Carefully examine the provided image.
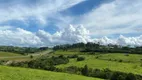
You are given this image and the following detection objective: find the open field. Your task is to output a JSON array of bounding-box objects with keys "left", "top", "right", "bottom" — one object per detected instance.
[
  {"left": 0, "top": 52, "right": 22, "bottom": 57},
  {"left": 97, "top": 53, "right": 142, "bottom": 63},
  {"left": 0, "top": 66, "right": 102, "bottom": 80},
  {"left": 55, "top": 51, "right": 142, "bottom": 75},
  {"left": 0, "top": 50, "right": 52, "bottom": 61},
  {"left": 54, "top": 50, "right": 81, "bottom": 55}
]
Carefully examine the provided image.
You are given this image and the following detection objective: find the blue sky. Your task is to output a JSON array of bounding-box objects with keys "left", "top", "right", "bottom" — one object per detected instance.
[
  {"left": 0, "top": 0, "right": 142, "bottom": 47},
  {"left": 0, "top": 0, "right": 113, "bottom": 34}
]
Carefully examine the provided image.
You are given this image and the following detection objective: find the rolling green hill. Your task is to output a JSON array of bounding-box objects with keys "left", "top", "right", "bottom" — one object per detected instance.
[
  {"left": 55, "top": 51, "right": 142, "bottom": 75},
  {"left": 0, "top": 50, "right": 52, "bottom": 61},
  {"left": 0, "top": 52, "right": 22, "bottom": 57},
  {"left": 0, "top": 66, "right": 102, "bottom": 80}
]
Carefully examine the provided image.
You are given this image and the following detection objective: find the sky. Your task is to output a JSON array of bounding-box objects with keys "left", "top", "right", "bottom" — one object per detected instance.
[{"left": 0, "top": 0, "right": 142, "bottom": 47}]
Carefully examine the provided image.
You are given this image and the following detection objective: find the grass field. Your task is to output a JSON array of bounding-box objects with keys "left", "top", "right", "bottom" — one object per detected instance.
[
  {"left": 54, "top": 50, "right": 81, "bottom": 55},
  {"left": 0, "top": 66, "right": 103, "bottom": 80},
  {"left": 0, "top": 52, "right": 22, "bottom": 57},
  {"left": 97, "top": 53, "right": 142, "bottom": 63},
  {"left": 55, "top": 51, "right": 142, "bottom": 75},
  {"left": 0, "top": 50, "right": 52, "bottom": 61}
]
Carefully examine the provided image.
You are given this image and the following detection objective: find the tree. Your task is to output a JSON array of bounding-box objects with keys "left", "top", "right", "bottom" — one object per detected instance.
[
  {"left": 30, "top": 55, "right": 33, "bottom": 59},
  {"left": 77, "top": 57, "right": 85, "bottom": 61},
  {"left": 81, "top": 65, "right": 89, "bottom": 76},
  {"left": 125, "top": 73, "right": 136, "bottom": 80}
]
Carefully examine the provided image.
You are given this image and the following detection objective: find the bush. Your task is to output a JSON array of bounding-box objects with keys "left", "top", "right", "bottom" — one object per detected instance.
[
  {"left": 30, "top": 55, "right": 33, "bottom": 58},
  {"left": 81, "top": 65, "right": 89, "bottom": 76},
  {"left": 77, "top": 57, "right": 85, "bottom": 61},
  {"left": 95, "top": 56, "right": 99, "bottom": 59},
  {"left": 67, "top": 55, "right": 78, "bottom": 58},
  {"left": 125, "top": 73, "right": 136, "bottom": 80},
  {"left": 119, "top": 59, "right": 123, "bottom": 62},
  {"left": 109, "top": 59, "right": 112, "bottom": 61}
]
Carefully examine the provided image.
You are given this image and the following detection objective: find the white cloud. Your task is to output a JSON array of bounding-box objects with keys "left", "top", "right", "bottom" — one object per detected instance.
[
  {"left": 0, "top": 25, "right": 91, "bottom": 47},
  {"left": 117, "top": 35, "right": 142, "bottom": 46},
  {"left": 36, "top": 24, "right": 92, "bottom": 46},
  {"left": 0, "top": 28, "right": 42, "bottom": 47},
  {"left": 94, "top": 35, "right": 142, "bottom": 46},
  {"left": 94, "top": 36, "right": 117, "bottom": 45},
  {"left": 0, "top": 0, "right": 85, "bottom": 25},
  {"left": 0, "top": 25, "right": 141, "bottom": 47},
  {"left": 76, "top": 0, "right": 142, "bottom": 36}
]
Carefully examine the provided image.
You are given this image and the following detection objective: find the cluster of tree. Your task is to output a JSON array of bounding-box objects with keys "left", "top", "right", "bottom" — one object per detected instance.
[
  {"left": 10, "top": 55, "right": 69, "bottom": 70},
  {"left": 53, "top": 42, "right": 142, "bottom": 54},
  {"left": 67, "top": 54, "right": 85, "bottom": 61},
  {"left": 0, "top": 46, "right": 48, "bottom": 54},
  {"left": 57, "top": 65, "right": 142, "bottom": 80}
]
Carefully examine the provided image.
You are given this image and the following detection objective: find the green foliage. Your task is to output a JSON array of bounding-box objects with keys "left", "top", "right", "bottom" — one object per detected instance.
[
  {"left": 57, "top": 54, "right": 142, "bottom": 74},
  {"left": 67, "top": 54, "right": 78, "bottom": 58},
  {"left": 0, "top": 46, "right": 48, "bottom": 55},
  {"left": 125, "top": 73, "right": 136, "bottom": 80},
  {"left": 81, "top": 65, "right": 89, "bottom": 76},
  {"left": 119, "top": 59, "right": 123, "bottom": 62},
  {"left": 53, "top": 42, "right": 142, "bottom": 54},
  {"left": 57, "top": 65, "right": 142, "bottom": 80},
  {"left": 77, "top": 57, "right": 85, "bottom": 61},
  {"left": 30, "top": 55, "right": 33, "bottom": 59},
  {"left": 10, "top": 55, "right": 69, "bottom": 71},
  {"left": 0, "top": 66, "right": 102, "bottom": 80}
]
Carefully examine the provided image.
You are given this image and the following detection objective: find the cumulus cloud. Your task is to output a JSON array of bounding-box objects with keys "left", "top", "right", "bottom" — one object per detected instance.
[
  {"left": 0, "top": 0, "right": 85, "bottom": 25},
  {"left": 37, "top": 24, "right": 92, "bottom": 46},
  {"left": 0, "top": 25, "right": 141, "bottom": 47},
  {"left": 94, "top": 35, "right": 142, "bottom": 46},
  {"left": 0, "top": 28, "right": 42, "bottom": 47},
  {"left": 76, "top": 0, "right": 142, "bottom": 36},
  {"left": 0, "top": 25, "right": 91, "bottom": 47},
  {"left": 117, "top": 35, "right": 142, "bottom": 46}
]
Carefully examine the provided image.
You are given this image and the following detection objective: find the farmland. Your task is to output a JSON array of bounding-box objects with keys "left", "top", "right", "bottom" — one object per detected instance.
[
  {"left": 0, "top": 66, "right": 102, "bottom": 80},
  {"left": 56, "top": 51, "right": 142, "bottom": 75}
]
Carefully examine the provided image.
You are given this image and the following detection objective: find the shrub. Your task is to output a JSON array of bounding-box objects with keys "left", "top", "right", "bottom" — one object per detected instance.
[
  {"left": 95, "top": 56, "right": 99, "bottom": 59},
  {"left": 81, "top": 65, "right": 89, "bottom": 76},
  {"left": 125, "top": 73, "right": 136, "bottom": 80},
  {"left": 77, "top": 57, "right": 85, "bottom": 61},
  {"left": 67, "top": 55, "right": 78, "bottom": 58},
  {"left": 119, "top": 59, "right": 123, "bottom": 62},
  {"left": 30, "top": 55, "right": 33, "bottom": 58},
  {"left": 109, "top": 59, "right": 112, "bottom": 61}
]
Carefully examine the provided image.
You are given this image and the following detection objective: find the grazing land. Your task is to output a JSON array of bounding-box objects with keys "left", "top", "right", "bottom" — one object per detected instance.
[
  {"left": 0, "top": 43, "right": 142, "bottom": 80},
  {"left": 56, "top": 51, "right": 142, "bottom": 75},
  {"left": 0, "top": 66, "right": 102, "bottom": 80}
]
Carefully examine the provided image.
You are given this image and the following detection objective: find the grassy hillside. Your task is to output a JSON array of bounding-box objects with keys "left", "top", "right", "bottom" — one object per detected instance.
[
  {"left": 0, "top": 52, "right": 22, "bottom": 57},
  {"left": 55, "top": 51, "right": 142, "bottom": 75},
  {"left": 0, "top": 66, "right": 102, "bottom": 80},
  {"left": 0, "top": 50, "right": 52, "bottom": 61},
  {"left": 97, "top": 53, "right": 142, "bottom": 63}
]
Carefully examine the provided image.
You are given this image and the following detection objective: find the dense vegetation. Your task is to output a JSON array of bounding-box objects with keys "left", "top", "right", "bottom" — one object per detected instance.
[
  {"left": 10, "top": 55, "right": 69, "bottom": 70},
  {"left": 62, "top": 65, "right": 142, "bottom": 80},
  {"left": 0, "top": 46, "right": 48, "bottom": 54},
  {"left": 9, "top": 54, "right": 142, "bottom": 80},
  {"left": 53, "top": 42, "right": 142, "bottom": 54}
]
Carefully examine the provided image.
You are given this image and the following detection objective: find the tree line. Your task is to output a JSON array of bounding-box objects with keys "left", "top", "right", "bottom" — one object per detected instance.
[
  {"left": 0, "top": 46, "right": 48, "bottom": 54},
  {"left": 53, "top": 42, "right": 142, "bottom": 54}
]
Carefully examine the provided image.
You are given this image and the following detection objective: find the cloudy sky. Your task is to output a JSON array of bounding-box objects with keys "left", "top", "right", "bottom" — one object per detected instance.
[{"left": 0, "top": 0, "right": 142, "bottom": 47}]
